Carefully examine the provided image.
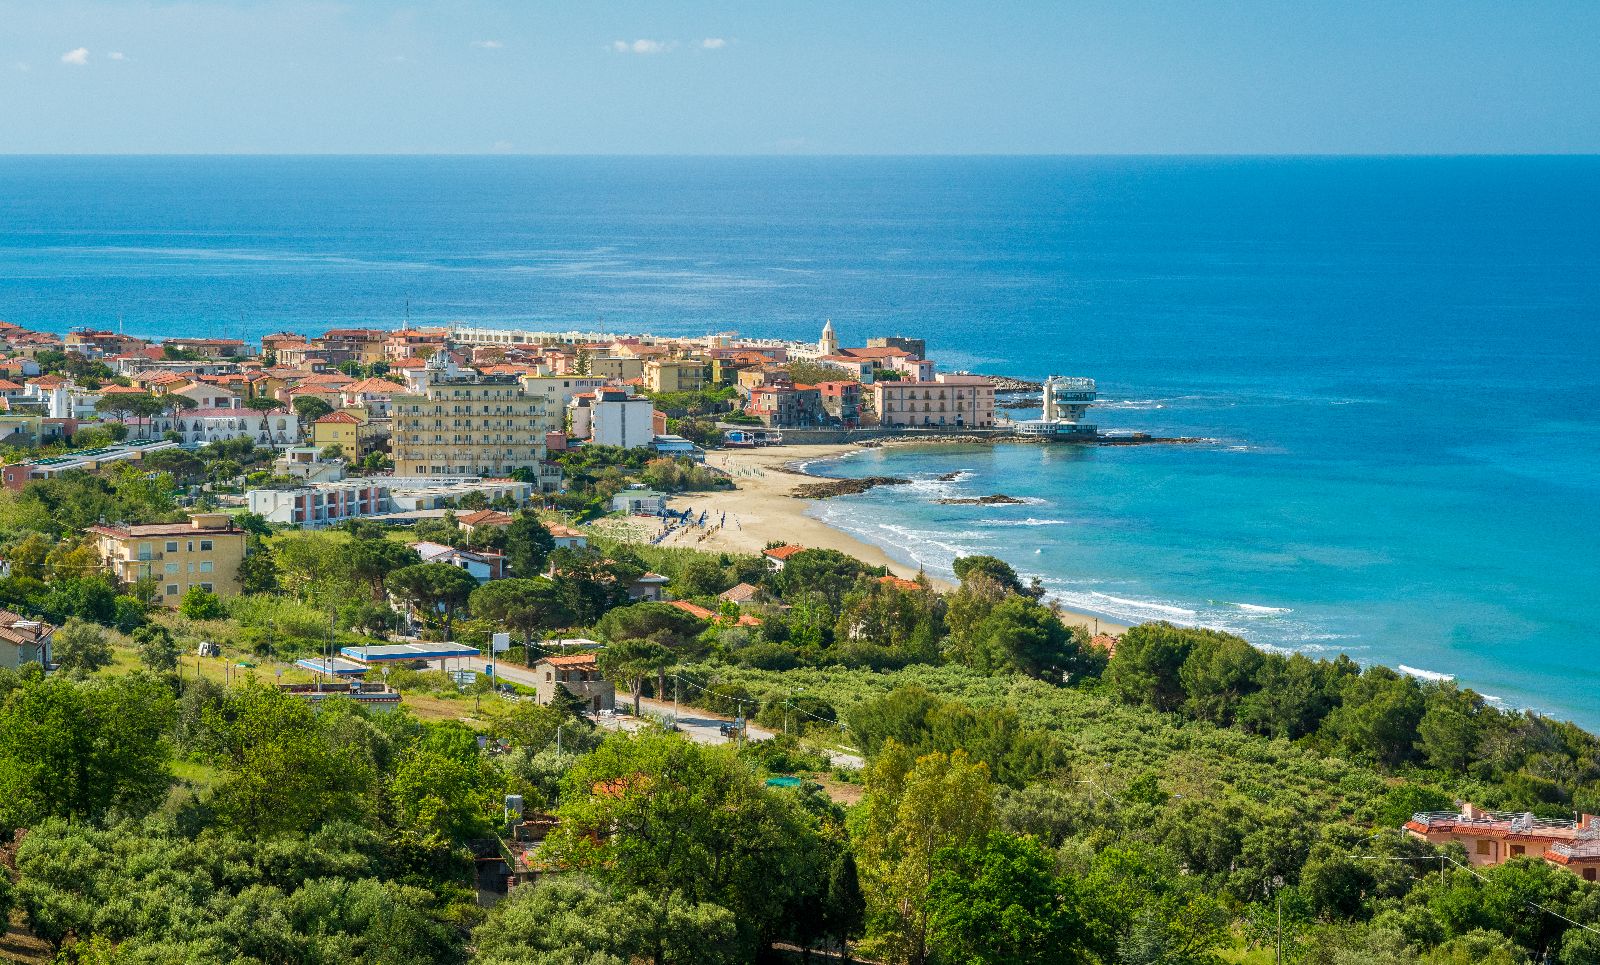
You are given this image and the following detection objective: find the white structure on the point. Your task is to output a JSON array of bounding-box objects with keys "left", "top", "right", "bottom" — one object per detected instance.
[{"left": 1017, "top": 376, "right": 1098, "bottom": 438}]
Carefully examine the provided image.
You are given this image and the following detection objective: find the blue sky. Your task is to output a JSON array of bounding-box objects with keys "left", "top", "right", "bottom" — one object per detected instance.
[{"left": 2, "top": 0, "right": 1597, "bottom": 154}]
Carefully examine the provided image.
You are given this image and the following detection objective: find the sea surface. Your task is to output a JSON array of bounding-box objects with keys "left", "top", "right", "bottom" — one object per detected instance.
[{"left": 1, "top": 155, "right": 1597, "bottom": 725}]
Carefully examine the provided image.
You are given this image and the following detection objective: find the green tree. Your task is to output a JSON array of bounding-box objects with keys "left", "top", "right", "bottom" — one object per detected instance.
[
  {"left": 389, "top": 747, "right": 496, "bottom": 842},
  {"left": 132, "top": 623, "right": 180, "bottom": 672},
  {"left": 952, "top": 595, "right": 1105, "bottom": 683},
  {"left": 344, "top": 528, "right": 417, "bottom": 601},
  {"left": 598, "top": 639, "right": 675, "bottom": 714},
  {"left": 503, "top": 512, "right": 555, "bottom": 576},
  {"left": 292, "top": 396, "right": 335, "bottom": 422},
  {"left": 179, "top": 585, "right": 225, "bottom": 620},
  {"left": 1324, "top": 666, "right": 1427, "bottom": 768},
  {"left": 207, "top": 686, "right": 376, "bottom": 836},
  {"left": 469, "top": 577, "right": 571, "bottom": 646},
  {"left": 0, "top": 673, "right": 176, "bottom": 828},
  {"left": 926, "top": 831, "right": 1093, "bottom": 965},
  {"left": 547, "top": 732, "right": 821, "bottom": 958},
  {"left": 243, "top": 395, "right": 287, "bottom": 412},
  {"left": 952, "top": 554, "right": 1030, "bottom": 596},
  {"left": 777, "top": 548, "right": 869, "bottom": 609},
  {"left": 473, "top": 875, "right": 739, "bottom": 965},
  {"left": 387, "top": 563, "right": 480, "bottom": 634},
  {"left": 853, "top": 742, "right": 997, "bottom": 965},
  {"left": 1103, "top": 621, "right": 1203, "bottom": 712},
  {"left": 1416, "top": 683, "right": 1489, "bottom": 773},
  {"left": 51, "top": 617, "right": 113, "bottom": 674},
  {"left": 1178, "top": 629, "right": 1264, "bottom": 724}
]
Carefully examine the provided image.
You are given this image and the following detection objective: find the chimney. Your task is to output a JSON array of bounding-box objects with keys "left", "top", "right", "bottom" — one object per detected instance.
[{"left": 1462, "top": 802, "right": 1482, "bottom": 820}]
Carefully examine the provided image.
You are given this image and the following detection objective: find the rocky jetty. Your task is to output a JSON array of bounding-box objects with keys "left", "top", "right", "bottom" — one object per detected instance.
[{"left": 790, "top": 476, "right": 911, "bottom": 499}]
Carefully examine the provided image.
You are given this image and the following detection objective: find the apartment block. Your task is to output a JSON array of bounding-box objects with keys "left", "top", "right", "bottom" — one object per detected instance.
[
  {"left": 391, "top": 375, "right": 548, "bottom": 476},
  {"left": 644, "top": 358, "right": 707, "bottom": 394},
  {"left": 89, "top": 513, "right": 249, "bottom": 603},
  {"left": 871, "top": 374, "right": 996, "bottom": 428}
]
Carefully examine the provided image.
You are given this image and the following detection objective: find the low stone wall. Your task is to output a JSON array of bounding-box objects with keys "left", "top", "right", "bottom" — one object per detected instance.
[{"left": 753, "top": 427, "right": 1017, "bottom": 445}]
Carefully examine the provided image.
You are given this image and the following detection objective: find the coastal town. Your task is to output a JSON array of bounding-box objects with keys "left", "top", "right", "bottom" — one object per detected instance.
[{"left": 3, "top": 311, "right": 1600, "bottom": 962}]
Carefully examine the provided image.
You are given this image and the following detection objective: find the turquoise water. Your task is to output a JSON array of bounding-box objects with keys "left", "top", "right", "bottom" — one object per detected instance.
[{"left": 0, "top": 156, "right": 1595, "bottom": 724}]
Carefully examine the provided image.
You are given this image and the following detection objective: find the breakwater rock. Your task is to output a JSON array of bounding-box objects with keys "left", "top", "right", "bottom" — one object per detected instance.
[
  {"left": 935, "top": 494, "right": 1027, "bottom": 505},
  {"left": 790, "top": 476, "right": 912, "bottom": 499}
]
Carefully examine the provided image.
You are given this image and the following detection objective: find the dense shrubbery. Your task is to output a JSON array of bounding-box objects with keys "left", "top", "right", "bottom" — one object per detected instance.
[{"left": 2, "top": 447, "right": 1599, "bottom": 961}]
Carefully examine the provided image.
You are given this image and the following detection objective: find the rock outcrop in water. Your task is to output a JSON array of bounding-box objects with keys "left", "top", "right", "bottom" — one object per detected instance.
[
  {"left": 790, "top": 476, "right": 911, "bottom": 499},
  {"left": 935, "top": 493, "right": 1027, "bottom": 505}
]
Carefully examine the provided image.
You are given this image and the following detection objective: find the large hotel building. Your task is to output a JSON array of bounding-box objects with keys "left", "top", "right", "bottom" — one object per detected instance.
[{"left": 391, "top": 374, "right": 548, "bottom": 477}]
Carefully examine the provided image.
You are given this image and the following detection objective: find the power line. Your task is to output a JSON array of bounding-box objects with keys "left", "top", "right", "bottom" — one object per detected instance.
[{"left": 1351, "top": 850, "right": 1600, "bottom": 937}]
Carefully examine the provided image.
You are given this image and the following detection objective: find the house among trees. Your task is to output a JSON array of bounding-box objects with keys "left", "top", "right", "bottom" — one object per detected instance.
[
  {"left": 763, "top": 544, "right": 805, "bottom": 571},
  {"left": 1405, "top": 805, "right": 1600, "bottom": 880},
  {"left": 0, "top": 608, "right": 54, "bottom": 670},
  {"left": 532, "top": 653, "right": 614, "bottom": 713}
]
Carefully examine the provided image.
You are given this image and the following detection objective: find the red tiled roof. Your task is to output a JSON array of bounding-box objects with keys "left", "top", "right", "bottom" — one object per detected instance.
[
  {"left": 667, "top": 600, "right": 716, "bottom": 620},
  {"left": 342, "top": 377, "right": 401, "bottom": 394},
  {"left": 763, "top": 544, "right": 806, "bottom": 560},
  {"left": 539, "top": 653, "right": 599, "bottom": 669},
  {"left": 314, "top": 410, "right": 361, "bottom": 424},
  {"left": 458, "top": 509, "right": 513, "bottom": 527},
  {"left": 876, "top": 575, "right": 923, "bottom": 591}
]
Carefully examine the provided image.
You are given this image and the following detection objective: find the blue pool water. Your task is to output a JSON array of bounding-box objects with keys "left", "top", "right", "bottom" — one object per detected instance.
[{"left": 0, "top": 155, "right": 1596, "bottom": 723}]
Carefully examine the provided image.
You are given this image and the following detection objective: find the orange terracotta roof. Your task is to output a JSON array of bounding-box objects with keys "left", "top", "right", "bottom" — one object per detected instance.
[
  {"left": 667, "top": 600, "right": 716, "bottom": 620},
  {"left": 763, "top": 544, "right": 806, "bottom": 560},
  {"left": 876, "top": 575, "right": 924, "bottom": 591},
  {"left": 343, "top": 377, "right": 401, "bottom": 393},
  {"left": 314, "top": 410, "right": 361, "bottom": 424},
  {"left": 458, "top": 509, "right": 513, "bottom": 527},
  {"left": 539, "top": 653, "right": 599, "bottom": 669}
]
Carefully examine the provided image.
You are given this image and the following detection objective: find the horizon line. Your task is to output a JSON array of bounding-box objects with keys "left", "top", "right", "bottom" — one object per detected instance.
[{"left": 2, "top": 151, "right": 1598, "bottom": 159}]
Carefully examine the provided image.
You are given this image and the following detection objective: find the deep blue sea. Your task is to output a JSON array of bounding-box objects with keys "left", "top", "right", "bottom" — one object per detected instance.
[{"left": 1, "top": 156, "right": 1597, "bottom": 725}]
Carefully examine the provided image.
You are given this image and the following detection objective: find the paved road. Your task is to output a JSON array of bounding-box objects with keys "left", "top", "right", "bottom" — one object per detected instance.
[{"left": 465, "top": 656, "right": 863, "bottom": 769}]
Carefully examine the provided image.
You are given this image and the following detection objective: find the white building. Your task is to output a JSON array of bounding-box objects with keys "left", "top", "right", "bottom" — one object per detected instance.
[
  {"left": 166, "top": 408, "right": 300, "bottom": 447},
  {"left": 572, "top": 389, "right": 655, "bottom": 449},
  {"left": 246, "top": 476, "right": 535, "bottom": 526}
]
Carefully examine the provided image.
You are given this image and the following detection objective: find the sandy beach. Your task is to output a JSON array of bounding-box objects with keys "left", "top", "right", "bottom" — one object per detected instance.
[{"left": 634, "top": 443, "right": 1128, "bottom": 637}]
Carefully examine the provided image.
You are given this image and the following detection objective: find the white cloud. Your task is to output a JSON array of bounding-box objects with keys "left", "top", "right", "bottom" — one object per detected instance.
[
  {"left": 60, "top": 47, "right": 89, "bottom": 66},
  {"left": 107, "top": 51, "right": 126, "bottom": 61},
  {"left": 612, "top": 39, "right": 673, "bottom": 54},
  {"left": 701, "top": 38, "right": 727, "bottom": 50},
  {"left": 472, "top": 40, "right": 503, "bottom": 49}
]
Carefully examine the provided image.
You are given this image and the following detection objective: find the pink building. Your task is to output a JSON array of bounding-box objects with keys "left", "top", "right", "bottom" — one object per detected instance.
[
  {"left": 871, "top": 373, "right": 996, "bottom": 429},
  {"left": 1405, "top": 805, "right": 1600, "bottom": 880}
]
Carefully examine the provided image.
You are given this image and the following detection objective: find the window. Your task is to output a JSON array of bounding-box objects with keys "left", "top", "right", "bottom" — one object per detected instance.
[
  {"left": 165, "top": 584, "right": 179, "bottom": 596},
  {"left": 199, "top": 561, "right": 214, "bottom": 573},
  {"left": 165, "top": 563, "right": 178, "bottom": 574},
  {"left": 1476, "top": 840, "right": 1492, "bottom": 856},
  {"left": 165, "top": 541, "right": 179, "bottom": 553},
  {"left": 1586, "top": 868, "right": 1596, "bottom": 882},
  {"left": 200, "top": 540, "right": 213, "bottom": 551},
  {"left": 1511, "top": 845, "right": 1525, "bottom": 856},
  {"left": 200, "top": 583, "right": 213, "bottom": 592}
]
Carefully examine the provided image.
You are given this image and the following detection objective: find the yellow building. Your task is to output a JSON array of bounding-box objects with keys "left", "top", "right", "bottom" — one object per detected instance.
[
  {"left": 644, "top": 358, "right": 707, "bottom": 394},
  {"left": 311, "top": 409, "right": 366, "bottom": 457},
  {"left": 391, "top": 375, "right": 548, "bottom": 476},
  {"left": 586, "top": 356, "right": 644, "bottom": 383},
  {"left": 89, "top": 513, "right": 249, "bottom": 604}
]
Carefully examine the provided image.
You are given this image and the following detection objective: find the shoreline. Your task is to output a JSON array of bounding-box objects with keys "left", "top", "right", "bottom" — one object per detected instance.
[{"left": 642, "top": 442, "right": 1130, "bottom": 638}]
